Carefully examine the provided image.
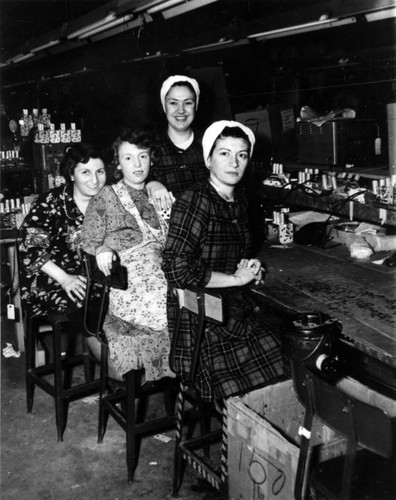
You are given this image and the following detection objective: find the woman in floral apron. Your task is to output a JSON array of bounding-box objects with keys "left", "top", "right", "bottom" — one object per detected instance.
[{"left": 80, "top": 129, "right": 175, "bottom": 381}]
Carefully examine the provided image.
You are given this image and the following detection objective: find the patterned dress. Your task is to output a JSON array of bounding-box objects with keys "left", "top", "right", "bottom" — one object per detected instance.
[
  {"left": 80, "top": 181, "right": 175, "bottom": 381},
  {"left": 18, "top": 184, "right": 84, "bottom": 317},
  {"left": 162, "top": 180, "right": 284, "bottom": 401},
  {"left": 148, "top": 131, "right": 208, "bottom": 198}
]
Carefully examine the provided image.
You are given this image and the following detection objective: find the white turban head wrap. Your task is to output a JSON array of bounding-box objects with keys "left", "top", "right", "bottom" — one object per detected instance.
[
  {"left": 160, "top": 75, "right": 200, "bottom": 112},
  {"left": 202, "top": 120, "right": 256, "bottom": 164}
]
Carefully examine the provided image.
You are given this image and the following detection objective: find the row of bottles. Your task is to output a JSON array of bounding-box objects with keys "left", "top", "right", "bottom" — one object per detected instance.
[
  {"left": 20, "top": 108, "right": 51, "bottom": 136},
  {"left": 19, "top": 108, "right": 82, "bottom": 144},
  {"left": 34, "top": 123, "right": 82, "bottom": 144},
  {"left": 265, "top": 159, "right": 396, "bottom": 207}
]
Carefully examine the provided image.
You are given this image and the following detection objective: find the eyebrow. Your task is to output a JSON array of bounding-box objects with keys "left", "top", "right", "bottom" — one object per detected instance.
[
  {"left": 217, "top": 147, "right": 249, "bottom": 153},
  {"left": 166, "top": 97, "right": 195, "bottom": 102}
]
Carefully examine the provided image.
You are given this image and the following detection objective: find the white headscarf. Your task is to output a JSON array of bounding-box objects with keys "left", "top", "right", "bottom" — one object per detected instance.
[
  {"left": 160, "top": 75, "right": 200, "bottom": 112},
  {"left": 202, "top": 120, "right": 256, "bottom": 163}
]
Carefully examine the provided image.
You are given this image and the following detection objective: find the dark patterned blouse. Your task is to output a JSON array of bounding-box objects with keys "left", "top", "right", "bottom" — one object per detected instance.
[
  {"left": 148, "top": 131, "right": 208, "bottom": 198},
  {"left": 162, "top": 179, "right": 284, "bottom": 401},
  {"left": 18, "top": 184, "right": 84, "bottom": 317}
]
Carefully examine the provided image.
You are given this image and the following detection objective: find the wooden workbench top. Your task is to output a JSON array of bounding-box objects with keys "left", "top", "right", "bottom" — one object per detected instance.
[{"left": 253, "top": 243, "right": 396, "bottom": 369}]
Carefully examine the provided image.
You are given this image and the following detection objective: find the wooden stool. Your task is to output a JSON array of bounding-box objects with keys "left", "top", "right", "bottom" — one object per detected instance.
[
  {"left": 82, "top": 251, "right": 177, "bottom": 482},
  {"left": 25, "top": 312, "right": 100, "bottom": 441},
  {"left": 170, "top": 288, "right": 228, "bottom": 497}
]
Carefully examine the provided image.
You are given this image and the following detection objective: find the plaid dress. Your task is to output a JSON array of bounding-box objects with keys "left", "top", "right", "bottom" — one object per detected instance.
[
  {"left": 149, "top": 131, "right": 208, "bottom": 198},
  {"left": 162, "top": 180, "right": 284, "bottom": 401}
]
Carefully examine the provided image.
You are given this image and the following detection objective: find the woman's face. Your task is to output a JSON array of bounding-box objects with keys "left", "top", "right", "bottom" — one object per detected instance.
[
  {"left": 118, "top": 141, "right": 151, "bottom": 189},
  {"left": 206, "top": 136, "right": 250, "bottom": 188},
  {"left": 72, "top": 158, "right": 106, "bottom": 199},
  {"left": 164, "top": 85, "right": 196, "bottom": 134}
]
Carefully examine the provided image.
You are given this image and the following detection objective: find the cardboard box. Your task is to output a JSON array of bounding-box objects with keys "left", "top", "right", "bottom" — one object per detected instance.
[
  {"left": 227, "top": 379, "right": 342, "bottom": 500},
  {"left": 227, "top": 378, "right": 396, "bottom": 500}
]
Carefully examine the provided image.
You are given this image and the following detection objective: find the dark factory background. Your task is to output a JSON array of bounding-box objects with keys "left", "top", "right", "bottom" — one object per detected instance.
[{"left": 1, "top": 0, "right": 395, "bottom": 161}]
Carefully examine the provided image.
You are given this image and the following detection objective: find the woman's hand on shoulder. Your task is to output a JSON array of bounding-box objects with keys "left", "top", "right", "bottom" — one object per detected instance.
[
  {"left": 146, "top": 181, "right": 173, "bottom": 211},
  {"left": 96, "top": 250, "right": 116, "bottom": 276}
]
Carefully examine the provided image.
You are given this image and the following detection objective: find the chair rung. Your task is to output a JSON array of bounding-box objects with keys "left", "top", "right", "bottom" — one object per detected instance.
[
  {"left": 28, "top": 354, "right": 90, "bottom": 375},
  {"left": 28, "top": 371, "right": 100, "bottom": 399},
  {"left": 102, "top": 399, "right": 175, "bottom": 436},
  {"left": 180, "top": 429, "right": 222, "bottom": 450},
  {"left": 180, "top": 445, "right": 222, "bottom": 491}
]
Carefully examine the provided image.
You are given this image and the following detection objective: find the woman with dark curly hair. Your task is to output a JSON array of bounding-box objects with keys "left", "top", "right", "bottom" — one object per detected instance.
[
  {"left": 19, "top": 142, "right": 106, "bottom": 317},
  {"left": 80, "top": 128, "right": 175, "bottom": 381}
]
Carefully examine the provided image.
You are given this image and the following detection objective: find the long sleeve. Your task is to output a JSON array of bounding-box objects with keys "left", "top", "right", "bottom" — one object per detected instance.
[
  {"left": 162, "top": 189, "right": 212, "bottom": 289},
  {"left": 19, "top": 186, "right": 82, "bottom": 276}
]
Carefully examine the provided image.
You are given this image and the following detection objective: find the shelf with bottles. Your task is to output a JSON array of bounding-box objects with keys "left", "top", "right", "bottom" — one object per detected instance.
[
  {"left": 257, "top": 161, "right": 396, "bottom": 227},
  {"left": 0, "top": 150, "right": 29, "bottom": 170},
  {"left": 0, "top": 195, "right": 36, "bottom": 231},
  {"left": 19, "top": 108, "right": 82, "bottom": 145}
]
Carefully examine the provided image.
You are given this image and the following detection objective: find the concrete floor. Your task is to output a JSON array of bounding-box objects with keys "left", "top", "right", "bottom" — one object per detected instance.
[{"left": 1, "top": 316, "right": 222, "bottom": 500}]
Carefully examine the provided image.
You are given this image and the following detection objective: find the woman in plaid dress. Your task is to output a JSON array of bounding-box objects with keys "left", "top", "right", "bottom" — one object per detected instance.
[
  {"left": 163, "top": 121, "right": 284, "bottom": 402},
  {"left": 147, "top": 75, "right": 208, "bottom": 204}
]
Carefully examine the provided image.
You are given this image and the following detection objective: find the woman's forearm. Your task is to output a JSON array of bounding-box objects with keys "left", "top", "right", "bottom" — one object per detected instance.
[
  {"left": 40, "top": 260, "right": 70, "bottom": 287},
  {"left": 206, "top": 267, "right": 257, "bottom": 288}
]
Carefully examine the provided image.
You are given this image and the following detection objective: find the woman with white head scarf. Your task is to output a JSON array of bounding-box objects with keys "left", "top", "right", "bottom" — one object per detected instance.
[
  {"left": 163, "top": 120, "right": 285, "bottom": 403},
  {"left": 148, "top": 75, "right": 208, "bottom": 202}
]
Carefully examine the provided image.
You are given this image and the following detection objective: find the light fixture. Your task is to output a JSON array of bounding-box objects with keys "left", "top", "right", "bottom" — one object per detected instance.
[
  {"left": 134, "top": 0, "right": 166, "bottom": 13},
  {"left": 8, "top": 53, "right": 35, "bottom": 64},
  {"left": 248, "top": 16, "right": 357, "bottom": 41},
  {"left": 88, "top": 14, "right": 153, "bottom": 42},
  {"left": 147, "top": 0, "right": 185, "bottom": 14},
  {"left": 365, "top": 8, "right": 396, "bottom": 22},
  {"left": 162, "top": 0, "right": 218, "bottom": 19},
  {"left": 78, "top": 13, "right": 134, "bottom": 39},
  {"left": 132, "top": 51, "right": 169, "bottom": 61},
  {"left": 30, "top": 40, "right": 60, "bottom": 53},
  {"left": 183, "top": 38, "right": 248, "bottom": 54},
  {"left": 67, "top": 13, "right": 116, "bottom": 40}
]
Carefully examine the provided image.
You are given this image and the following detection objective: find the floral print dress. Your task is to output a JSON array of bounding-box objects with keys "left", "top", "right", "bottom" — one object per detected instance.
[
  {"left": 81, "top": 181, "right": 175, "bottom": 381},
  {"left": 18, "top": 184, "right": 84, "bottom": 317}
]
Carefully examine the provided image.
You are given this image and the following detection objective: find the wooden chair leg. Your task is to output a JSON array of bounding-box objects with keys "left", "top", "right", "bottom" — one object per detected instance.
[
  {"left": 82, "top": 336, "right": 96, "bottom": 383},
  {"left": 163, "top": 377, "right": 177, "bottom": 416},
  {"left": 125, "top": 370, "right": 137, "bottom": 483},
  {"left": 220, "top": 403, "right": 228, "bottom": 495},
  {"left": 98, "top": 342, "right": 109, "bottom": 443},
  {"left": 172, "top": 381, "right": 187, "bottom": 497},
  {"left": 52, "top": 317, "right": 67, "bottom": 442},
  {"left": 25, "top": 316, "right": 37, "bottom": 413}
]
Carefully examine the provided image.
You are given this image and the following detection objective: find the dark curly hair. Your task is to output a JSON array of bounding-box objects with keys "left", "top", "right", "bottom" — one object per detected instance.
[
  {"left": 60, "top": 142, "right": 104, "bottom": 183},
  {"left": 110, "top": 128, "right": 159, "bottom": 182}
]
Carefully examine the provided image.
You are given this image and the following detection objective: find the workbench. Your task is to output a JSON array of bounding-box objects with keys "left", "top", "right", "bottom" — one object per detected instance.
[
  {"left": 258, "top": 184, "right": 396, "bottom": 227},
  {"left": 253, "top": 242, "right": 396, "bottom": 397}
]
